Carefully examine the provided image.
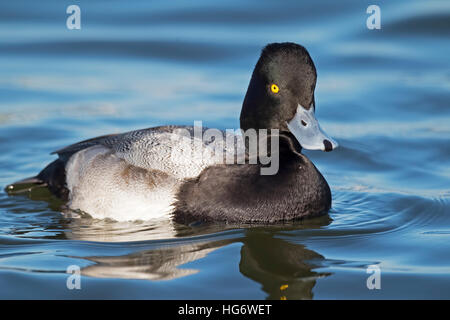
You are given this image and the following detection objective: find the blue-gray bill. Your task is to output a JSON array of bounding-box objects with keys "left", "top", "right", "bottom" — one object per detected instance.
[{"left": 287, "top": 104, "right": 338, "bottom": 152}]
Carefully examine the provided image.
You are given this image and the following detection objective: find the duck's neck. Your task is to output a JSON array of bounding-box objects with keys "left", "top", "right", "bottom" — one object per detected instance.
[
  {"left": 277, "top": 132, "right": 303, "bottom": 156},
  {"left": 242, "top": 130, "right": 303, "bottom": 169}
]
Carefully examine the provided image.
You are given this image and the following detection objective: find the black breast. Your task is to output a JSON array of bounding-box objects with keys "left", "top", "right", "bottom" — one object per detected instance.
[{"left": 172, "top": 152, "right": 331, "bottom": 224}]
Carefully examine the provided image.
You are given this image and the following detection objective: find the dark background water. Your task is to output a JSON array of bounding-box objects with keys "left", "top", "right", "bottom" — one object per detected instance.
[{"left": 0, "top": 0, "right": 449, "bottom": 299}]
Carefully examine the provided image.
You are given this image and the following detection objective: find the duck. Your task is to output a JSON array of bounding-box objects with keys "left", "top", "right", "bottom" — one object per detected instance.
[{"left": 6, "top": 42, "right": 338, "bottom": 224}]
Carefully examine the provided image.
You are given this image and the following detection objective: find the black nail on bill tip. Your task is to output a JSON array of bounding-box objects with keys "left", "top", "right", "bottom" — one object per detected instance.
[{"left": 323, "top": 139, "right": 333, "bottom": 152}]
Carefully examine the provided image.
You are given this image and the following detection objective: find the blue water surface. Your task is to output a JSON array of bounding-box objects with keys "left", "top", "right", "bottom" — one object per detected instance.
[{"left": 0, "top": 0, "right": 449, "bottom": 299}]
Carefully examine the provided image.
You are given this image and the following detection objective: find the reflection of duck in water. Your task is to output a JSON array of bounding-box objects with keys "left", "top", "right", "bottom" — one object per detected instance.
[
  {"left": 0, "top": 192, "right": 330, "bottom": 298},
  {"left": 70, "top": 220, "right": 330, "bottom": 299},
  {"left": 81, "top": 241, "right": 221, "bottom": 281},
  {"left": 239, "top": 228, "right": 329, "bottom": 300}
]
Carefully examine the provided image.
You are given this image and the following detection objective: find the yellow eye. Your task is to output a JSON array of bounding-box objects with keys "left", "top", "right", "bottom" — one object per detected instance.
[{"left": 271, "top": 84, "right": 279, "bottom": 93}]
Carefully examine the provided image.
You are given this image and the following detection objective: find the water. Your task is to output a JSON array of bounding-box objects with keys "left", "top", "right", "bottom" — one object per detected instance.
[{"left": 0, "top": 0, "right": 449, "bottom": 299}]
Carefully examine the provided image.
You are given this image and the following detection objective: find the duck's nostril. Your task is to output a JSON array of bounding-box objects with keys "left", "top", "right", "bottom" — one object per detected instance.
[{"left": 323, "top": 139, "right": 333, "bottom": 152}]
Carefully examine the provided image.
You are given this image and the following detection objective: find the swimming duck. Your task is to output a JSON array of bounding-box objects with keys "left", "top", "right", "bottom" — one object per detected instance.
[{"left": 7, "top": 42, "right": 338, "bottom": 223}]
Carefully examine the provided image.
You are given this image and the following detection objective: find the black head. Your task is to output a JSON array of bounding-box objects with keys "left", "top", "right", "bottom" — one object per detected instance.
[{"left": 240, "top": 42, "right": 337, "bottom": 152}]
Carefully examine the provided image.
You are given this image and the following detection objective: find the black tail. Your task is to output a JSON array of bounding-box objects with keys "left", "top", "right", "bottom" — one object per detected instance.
[
  {"left": 6, "top": 159, "right": 69, "bottom": 200},
  {"left": 5, "top": 176, "right": 45, "bottom": 195}
]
